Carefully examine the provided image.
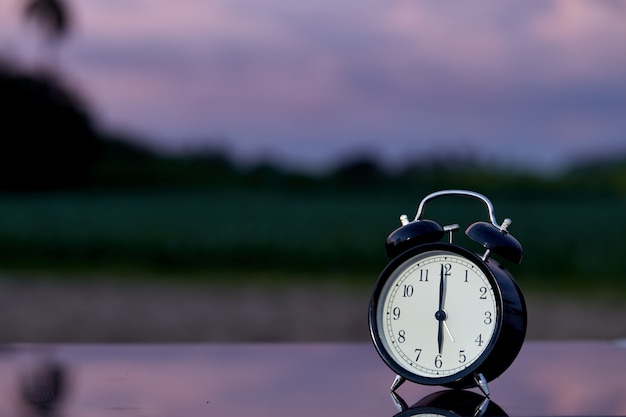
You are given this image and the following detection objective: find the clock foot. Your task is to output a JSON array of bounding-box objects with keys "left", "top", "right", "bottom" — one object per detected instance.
[
  {"left": 475, "top": 395, "right": 491, "bottom": 417},
  {"left": 474, "top": 372, "right": 490, "bottom": 397},
  {"left": 390, "top": 374, "right": 406, "bottom": 392},
  {"left": 390, "top": 390, "right": 408, "bottom": 412}
]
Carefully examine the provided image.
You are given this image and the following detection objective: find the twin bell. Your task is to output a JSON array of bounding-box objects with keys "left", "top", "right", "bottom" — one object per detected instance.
[{"left": 384, "top": 190, "right": 523, "bottom": 264}]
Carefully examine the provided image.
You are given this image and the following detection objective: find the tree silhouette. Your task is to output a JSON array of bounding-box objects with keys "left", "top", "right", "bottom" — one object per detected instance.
[
  {"left": 0, "top": 65, "right": 100, "bottom": 190},
  {"left": 23, "top": 0, "right": 71, "bottom": 43},
  {"left": 0, "top": 1, "right": 100, "bottom": 191}
]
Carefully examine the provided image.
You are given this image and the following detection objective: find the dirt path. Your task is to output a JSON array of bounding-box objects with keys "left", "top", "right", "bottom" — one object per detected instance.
[{"left": 0, "top": 278, "right": 624, "bottom": 343}]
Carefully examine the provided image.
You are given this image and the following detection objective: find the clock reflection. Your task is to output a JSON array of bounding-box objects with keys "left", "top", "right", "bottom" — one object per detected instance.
[
  {"left": 391, "top": 389, "right": 508, "bottom": 417},
  {"left": 17, "top": 352, "right": 69, "bottom": 417}
]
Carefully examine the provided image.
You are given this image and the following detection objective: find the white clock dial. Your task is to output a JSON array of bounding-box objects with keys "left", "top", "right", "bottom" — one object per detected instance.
[{"left": 375, "top": 250, "right": 498, "bottom": 379}]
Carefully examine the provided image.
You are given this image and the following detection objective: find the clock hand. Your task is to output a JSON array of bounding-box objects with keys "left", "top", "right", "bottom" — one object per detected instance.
[
  {"left": 438, "top": 264, "right": 446, "bottom": 311},
  {"left": 436, "top": 264, "right": 447, "bottom": 354},
  {"left": 443, "top": 320, "right": 455, "bottom": 342},
  {"left": 435, "top": 263, "right": 456, "bottom": 352},
  {"left": 437, "top": 320, "right": 444, "bottom": 355}
]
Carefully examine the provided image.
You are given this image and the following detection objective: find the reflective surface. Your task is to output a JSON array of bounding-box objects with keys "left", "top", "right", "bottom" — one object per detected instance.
[{"left": 0, "top": 341, "right": 624, "bottom": 416}]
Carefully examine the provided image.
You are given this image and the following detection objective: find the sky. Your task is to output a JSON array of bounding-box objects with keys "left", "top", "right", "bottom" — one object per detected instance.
[{"left": 3, "top": 0, "right": 626, "bottom": 173}]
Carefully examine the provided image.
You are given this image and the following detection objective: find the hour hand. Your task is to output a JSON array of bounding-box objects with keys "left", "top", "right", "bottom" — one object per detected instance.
[
  {"left": 437, "top": 320, "right": 444, "bottom": 354},
  {"left": 435, "top": 308, "right": 447, "bottom": 354}
]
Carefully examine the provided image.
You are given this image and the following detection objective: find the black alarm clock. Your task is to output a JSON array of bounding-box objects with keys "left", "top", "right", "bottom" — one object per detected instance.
[{"left": 368, "top": 190, "right": 526, "bottom": 396}]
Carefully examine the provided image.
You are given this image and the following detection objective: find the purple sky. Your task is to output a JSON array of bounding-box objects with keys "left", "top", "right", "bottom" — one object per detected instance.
[{"left": 3, "top": 0, "right": 626, "bottom": 172}]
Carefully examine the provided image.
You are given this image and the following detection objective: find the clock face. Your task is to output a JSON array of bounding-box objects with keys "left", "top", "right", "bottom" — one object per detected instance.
[{"left": 371, "top": 246, "right": 501, "bottom": 383}]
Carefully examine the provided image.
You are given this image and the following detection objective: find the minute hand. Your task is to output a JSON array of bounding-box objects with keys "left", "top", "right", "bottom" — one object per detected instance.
[{"left": 436, "top": 264, "right": 446, "bottom": 354}]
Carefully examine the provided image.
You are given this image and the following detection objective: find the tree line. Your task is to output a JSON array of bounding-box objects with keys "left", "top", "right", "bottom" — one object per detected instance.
[{"left": 2, "top": 0, "right": 625, "bottom": 195}]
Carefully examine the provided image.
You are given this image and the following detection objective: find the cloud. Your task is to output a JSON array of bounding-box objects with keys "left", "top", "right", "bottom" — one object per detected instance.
[{"left": 59, "top": 0, "right": 626, "bottom": 170}]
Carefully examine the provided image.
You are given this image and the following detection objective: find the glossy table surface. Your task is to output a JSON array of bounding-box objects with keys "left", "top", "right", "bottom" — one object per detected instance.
[{"left": 1, "top": 341, "right": 625, "bottom": 417}]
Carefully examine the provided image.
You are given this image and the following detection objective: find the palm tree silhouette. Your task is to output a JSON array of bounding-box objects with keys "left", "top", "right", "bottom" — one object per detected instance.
[
  {"left": 19, "top": 0, "right": 72, "bottom": 71},
  {"left": 0, "top": 0, "right": 100, "bottom": 191},
  {"left": 23, "top": 0, "right": 71, "bottom": 43}
]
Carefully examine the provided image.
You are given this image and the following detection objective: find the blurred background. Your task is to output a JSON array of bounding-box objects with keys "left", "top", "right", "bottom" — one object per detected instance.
[{"left": 0, "top": 0, "right": 624, "bottom": 343}]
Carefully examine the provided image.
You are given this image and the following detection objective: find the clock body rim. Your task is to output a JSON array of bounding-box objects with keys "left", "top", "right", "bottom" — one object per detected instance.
[{"left": 368, "top": 242, "right": 526, "bottom": 388}]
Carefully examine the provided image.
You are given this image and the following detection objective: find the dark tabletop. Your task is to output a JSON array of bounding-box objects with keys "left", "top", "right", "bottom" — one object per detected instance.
[{"left": 1, "top": 341, "right": 625, "bottom": 416}]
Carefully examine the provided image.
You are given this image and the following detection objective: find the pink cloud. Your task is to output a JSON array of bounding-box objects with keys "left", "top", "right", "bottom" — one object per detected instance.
[{"left": 54, "top": 0, "right": 626, "bottom": 170}]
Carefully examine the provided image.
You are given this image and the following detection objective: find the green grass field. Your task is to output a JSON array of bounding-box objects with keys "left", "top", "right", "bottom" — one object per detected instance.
[{"left": 0, "top": 186, "right": 624, "bottom": 295}]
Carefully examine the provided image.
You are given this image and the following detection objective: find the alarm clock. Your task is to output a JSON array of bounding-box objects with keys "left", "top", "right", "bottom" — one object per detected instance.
[{"left": 368, "top": 190, "right": 526, "bottom": 396}]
